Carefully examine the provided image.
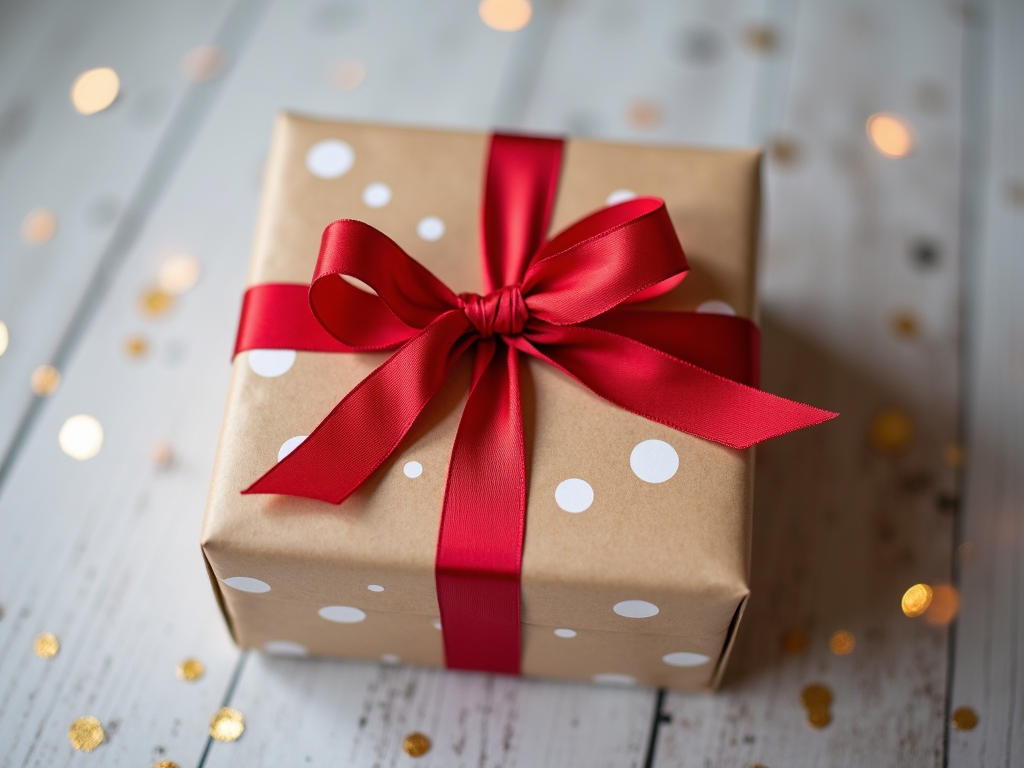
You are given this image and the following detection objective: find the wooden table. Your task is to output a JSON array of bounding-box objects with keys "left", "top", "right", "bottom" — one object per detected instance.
[{"left": 0, "top": 0, "right": 1020, "bottom": 765}]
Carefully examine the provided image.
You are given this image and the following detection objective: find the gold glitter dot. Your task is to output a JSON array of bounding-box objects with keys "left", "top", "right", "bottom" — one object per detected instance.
[
  {"left": 209, "top": 707, "right": 245, "bottom": 742},
  {"left": 151, "top": 440, "right": 174, "bottom": 468},
  {"left": 867, "top": 113, "right": 914, "bottom": 158},
  {"left": 21, "top": 208, "right": 57, "bottom": 245},
  {"left": 956, "top": 541, "right": 977, "bottom": 567},
  {"left": 902, "top": 583, "right": 933, "bottom": 617},
  {"left": 59, "top": 414, "right": 104, "bottom": 460},
  {"left": 34, "top": 632, "right": 60, "bottom": 658},
  {"left": 153, "top": 762, "right": 180, "bottom": 768},
  {"left": 951, "top": 706, "right": 978, "bottom": 731},
  {"left": 781, "top": 628, "right": 809, "bottom": 653},
  {"left": 403, "top": 732, "right": 431, "bottom": 757},
  {"left": 68, "top": 716, "right": 105, "bottom": 751},
  {"left": 801, "top": 683, "right": 833, "bottom": 709},
  {"left": 124, "top": 336, "right": 149, "bottom": 358},
  {"left": 0, "top": 320, "right": 8, "bottom": 357},
  {"left": 177, "top": 658, "right": 204, "bottom": 681},
  {"left": 627, "top": 100, "right": 661, "bottom": 129},
  {"left": 923, "top": 583, "right": 960, "bottom": 626},
  {"left": 743, "top": 24, "right": 778, "bottom": 52},
  {"left": 829, "top": 629, "right": 855, "bottom": 655},
  {"left": 1006, "top": 179, "right": 1024, "bottom": 207},
  {"left": 870, "top": 409, "right": 914, "bottom": 454},
  {"left": 892, "top": 311, "right": 919, "bottom": 338},
  {"left": 806, "top": 707, "right": 831, "bottom": 729},
  {"left": 328, "top": 58, "right": 367, "bottom": 91},
  {"left": 944, "top": 442, "right": 966, "bottom": 468},
  {"left": 770, "top": 137, "right": 800, "bottom": 166},
  {"left": 478, "top": 0, "right": 532, "bottom": 31},
  {"left": 30, "top": 364, "right": 61, "bottom": 396},
  {"left": 180, "top": 45, "right": 225, "bottom": 83},
  {"left": 71, "top": 68, "right": 119, "bottom": 115},
  {"left": 140, "top": 287, "right": 175, "bottom": 317},
  {"left": 158, "top": 253, "right": 200, "bottom": 295}
]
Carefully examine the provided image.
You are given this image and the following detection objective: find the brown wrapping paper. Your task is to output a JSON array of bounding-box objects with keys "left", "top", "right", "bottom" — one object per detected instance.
[{"left": 202, "top": 114, "right": 761, "bottom": 690}]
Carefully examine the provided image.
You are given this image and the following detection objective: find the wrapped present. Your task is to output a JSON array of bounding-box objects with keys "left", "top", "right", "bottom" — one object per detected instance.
[{"left": 201, "top": 114, "right": 833, "bottom": 690}]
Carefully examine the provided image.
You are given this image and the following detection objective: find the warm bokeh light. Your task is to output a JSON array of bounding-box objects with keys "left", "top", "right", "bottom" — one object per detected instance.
[
  {"left": 70, "top": 67, "right": 120, "bottom": 115},
  {"left": 944, "top": 442, "right": 966, "bottom": 467},
  {"left": 628, "top": 100, "right": 661, "bottom": 129},
  {"left": 867, "top": 113, "right": 914, "bottom": 158},
  {"left": 329, "top": 58, "right": 367, "bottom": 91},
  {"left": 0, "top": 321, "right": 8, "bottom": 357},
  {"left": 923, "top": 583, "right": 960, "bottom": 626},
  {"left": 180, "top": 45, "right": 225, "bottom": 83},
  {"left": 21, "top": 208, "right": 57, "bottom": 245},
  {"left": 158, "top": 253, "right": 201, "bottom": 295},
  {"left": 829, "top": 629, "right": 856, "bottom": 655},
  {"left": 139, "top": 287, "right": 175, "bottom": 316},
  {"left": 870, "top": 408, "right": 914, "bottom": 453},
  {"left": 781, "top": 628, "right": 809, "bottom": 653},
  {"left": 479, "top": 0, "right": 532, "bottom": 31},
  {"left": 59, "top": 415, "right": 104, "bottom": 460},
  {"left": 30, "top": 364, "right": 61, "bottom": 396},
  {"left": 901, "top": 583, "right": 933, "bottom": 617}
]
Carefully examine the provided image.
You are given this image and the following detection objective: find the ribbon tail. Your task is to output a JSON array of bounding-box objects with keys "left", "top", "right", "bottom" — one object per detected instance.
[
  {"left": 244, "top": 311, "right": 473, "bottom": 503},
  {"left": 514, "top": 326, "right": 837, "bottom": 450},
  {"left": 436, "top": 341, "right": 525, "bottom": 674}
]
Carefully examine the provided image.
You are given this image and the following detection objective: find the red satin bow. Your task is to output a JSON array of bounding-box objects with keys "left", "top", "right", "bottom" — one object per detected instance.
[{"left": 237, "top": 133, "right": 836, "bottom": 675}]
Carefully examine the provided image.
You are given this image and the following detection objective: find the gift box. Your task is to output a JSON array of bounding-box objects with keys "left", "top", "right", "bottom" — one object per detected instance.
[{"left": 201, "top": 114, "right": 828, "bottom": 690}]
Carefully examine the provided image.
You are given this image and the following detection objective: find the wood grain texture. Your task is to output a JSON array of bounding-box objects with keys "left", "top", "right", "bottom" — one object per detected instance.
[
  {"left": 654, "top": 1, "right": 964, "bottom": 765},
  {"left": 948, "top": 0, "right": 1024, "bottom": 764}
]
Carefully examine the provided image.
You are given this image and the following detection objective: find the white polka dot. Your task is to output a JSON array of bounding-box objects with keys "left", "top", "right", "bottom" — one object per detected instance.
[
  {"left": 662, "top": 651, "right": 710, "bottom": 667},
  {"left": 223, "top": 576, "right": 271, "bottom": 593},
  {"left": 318, "top": 605, "right": 367, "bottom": 623},
  {"left": 306, "top": 139, "right": 354, "bottom": 179},
  {"left": 554, "top": 628, "right": 577, "bottom": 638},
  {"left": 362, "top": 182, "right": 392, "bottom": 208},
  {"left": 277, "top": 435, "right": 307, "bottom": 462},
  {"left": 380, "top": 653, "right": 401, "bottom": 664},
  {"left": 367, "top": 584, "right": 384, "bottom": 592},
  {"left": 606, "top": 189, "right": 637, "bottom": 205},
  {"left": 613, "top": 599, "right": 660, "bottom": 618},
  {"left": 248, "top": 348, "right": 296, "bottom": 377},
  {"left": 630, "top": 439, "right": 679, "bottom": 484},
  {"left": 592, "top": 673, "right": 636, "bottom": 686},
  {"left": 696, "top": 300, "right": 736, "bottom": 316},
  {"left": 265, "top": 640, "right": 309, "bottom": 656},
  {"left": 417, "top": 216, "right": 445, "bottom": 241},
  {"left": 554, "top": 478, "right": 593, "bottom": 513},
  {"left": 403, "top": 460, "right": 423, "bottom": 478},
  {"left": 432, "top": 619, "right": 442, "bottom": 630}
]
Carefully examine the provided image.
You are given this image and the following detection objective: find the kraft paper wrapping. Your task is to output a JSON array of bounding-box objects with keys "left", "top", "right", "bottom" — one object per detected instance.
[{"left": 201, "top": 114, "right": 761, "bottom": 690}]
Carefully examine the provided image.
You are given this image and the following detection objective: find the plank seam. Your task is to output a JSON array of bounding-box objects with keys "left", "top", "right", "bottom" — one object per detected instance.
[{"left": 195, "top": 650, "right": 251, "bottom": 768}]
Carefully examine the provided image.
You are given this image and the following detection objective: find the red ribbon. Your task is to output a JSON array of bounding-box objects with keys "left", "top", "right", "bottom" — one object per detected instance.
[{"left": 236, "top": 133, "right": 837, "bottom": 675}]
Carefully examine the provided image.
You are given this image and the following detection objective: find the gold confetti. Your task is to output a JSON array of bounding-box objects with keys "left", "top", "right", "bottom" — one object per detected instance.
[
  {"left": 140, "top": 287, "right": 175, "bottom": 317},
  {"left": 21, "top": 208, "right": 57, "bottom": 245},
  {"left": 0, "top": 320, "right": 8, "bottom": 357},
  {"left": 828, "top": 629, "right": 855, "bottom": 655},
  {"left": 956, "top": 541, "right": 977, "bottom": 567},
  {"left": 153, "top": 762, "right": 180, "bottom": 768},
  {"left": 158, "top": 253, "right": 201, "bottom": 295},
  {"left": 627, "top": 100, "right": 661, "bottom": 129},
  {"left": 902, "top": 583, "right": 933, "bottom": 617},
  {"left": 68, "top": 716, "right": 105, "bottom": 751},
  {"left": 770, "top": 137, "right": 800, "bottom": 166},
  {"left": 328, "top": 58, "right": 367, "bottom": 91},
  {"left": 209, "top": 707, "right": 245, "bottom": 742},
  {"left": 944, "top": 442, "right": 966, "bottom": 468},
  {"left": 71, "top": 68, "right": 119, "bottom": 115},
  {"left": 151, "top": 440, "right": 174, "bottom": 468},
  {"left": 177, "top": 658, "right": 204, "bottom": 681},
  {"left": 59, "top": 414, "right": 104, "bottom": 460},
  {"left": 180, "top": 45, "right": 225, "bottom": 83},
  {"left": 743, "top": 24, "right": 778, "bottom": 52},
  {"left": 124, "top": 335, "right": 149, "bottom": 358},
  {"left": 34, "top": 632, "right": 60, "bottom": 658},
  {"left": 801, "top": 683, "right": 833, "bottom": 709},
  {"left": 478, "top": 0, "right": 532, "bottom": 31},
  {"left": 30, "top": 364, "right": 61, "bottom": 396},
  {"left": 870, "top": 408, "right": 914, "bottom": 454},
  {"left": 891, "top": 311, "right": 919, "bottom": 338},
  {"left": 403, "top": 732, "right": 431, "bottom": 757},
  {"left": 951, "top": 706, "right": 978, "bottom": 731},
  {"left": 923, "top": 583, "right": 960, "bottom": 626},
  {"left": 781, "top": 628, "right": 809, "bottom": 653},
  {"left": 867, "top": 113, "right": 914, "bottom": 158},
  {"left": 806, "top": 707, "right": 832, "bottom": 729}
]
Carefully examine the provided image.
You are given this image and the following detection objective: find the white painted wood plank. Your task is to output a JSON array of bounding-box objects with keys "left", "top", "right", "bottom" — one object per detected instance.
[
  {"left": 0, "top": 0, "right": 237, "bottom": 459},
  {"left": 948, "top": 0, "right": 1024, "bottom": 764},
  {"left": 654, "top": 1, "right": 963, "bottom": 765}
]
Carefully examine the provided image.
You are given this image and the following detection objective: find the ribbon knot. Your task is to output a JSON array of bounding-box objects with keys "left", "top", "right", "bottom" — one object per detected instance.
[{"left": 458, "top": 285, "right": 527, "bottom": 338}]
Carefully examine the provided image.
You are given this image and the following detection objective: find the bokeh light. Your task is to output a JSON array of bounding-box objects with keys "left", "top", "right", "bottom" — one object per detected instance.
[
  {"left": 180, "top": 45, "right": 225, "bottom": 83},
  {"left": 0, "top": 321, "right": 8, "bottom": 357},
  {"left": 870, "top": 408, "right": 914, "bottom": 453},
  {"left": 829, "top": 629, "right": 856, "bottom": 655},
  {"left": 30, "top": 364, "right": 61, "bottom": 396},
  {"left": 479, "top": 0, "right": 532, "bottom": 31},
  {"left": 867, "top": 113, "right": 914, "bottom": 158},
  {"left": 59, "top": 414, "right": 104, "bottom": 460},
  {"left": 328, "top": 58, "right": 367, "bottom": 91},
  {"left": 158, "top": 253, "right": 201, "bottom": 295},
  {"left": 21, "top": 208, "right": 57, "bottom": 245},
  {"left": 901, "top": 583, "right": 933, "bottom": 617},
  {"left": 70, "top": 68, "right": 120, "bottom": 115},
  {"left": 923, "top": 583, "right": 960, "bottom": 626}
]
